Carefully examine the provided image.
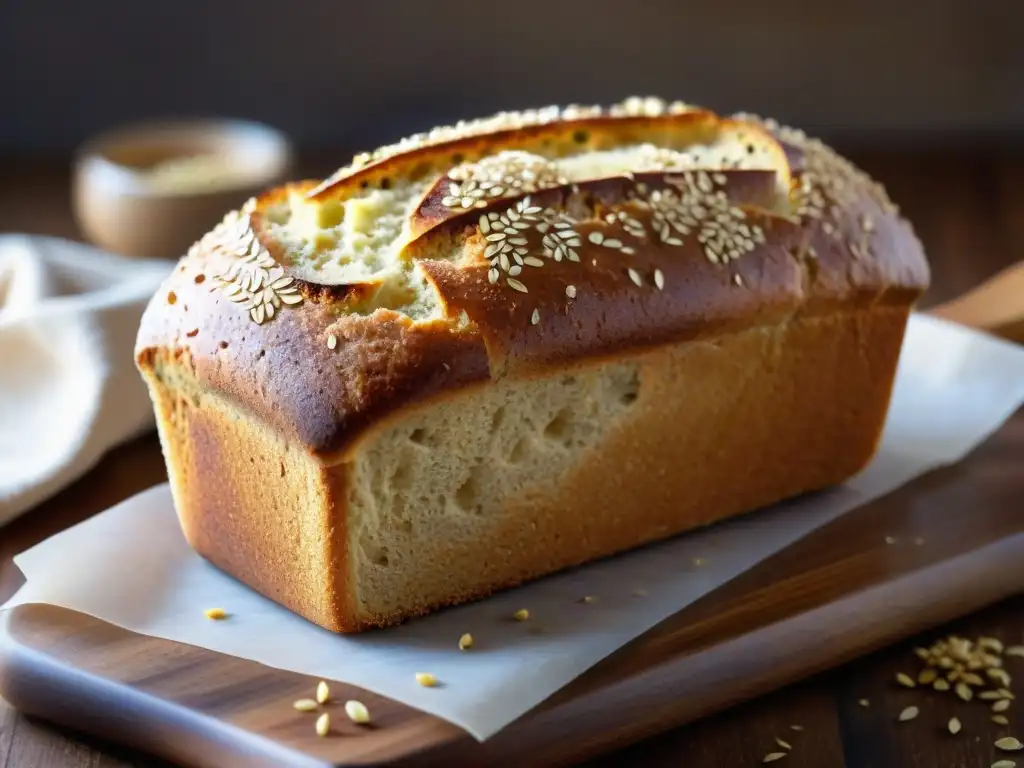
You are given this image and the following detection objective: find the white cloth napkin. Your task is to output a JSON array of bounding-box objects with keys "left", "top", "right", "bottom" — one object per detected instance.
[{"left": 0, "top": 235, "right": 172, "bottom": 526}]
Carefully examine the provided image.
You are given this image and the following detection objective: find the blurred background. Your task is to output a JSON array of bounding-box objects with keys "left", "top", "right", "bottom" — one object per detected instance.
[{"left": 1, "top": 0, "right": 1022, "bottom": 301}]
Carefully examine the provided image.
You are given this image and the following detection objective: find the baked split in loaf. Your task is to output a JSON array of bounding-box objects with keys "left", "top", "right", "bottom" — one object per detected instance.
[{"left": 135, "top": 97, "right": 930, "bottom": 632}]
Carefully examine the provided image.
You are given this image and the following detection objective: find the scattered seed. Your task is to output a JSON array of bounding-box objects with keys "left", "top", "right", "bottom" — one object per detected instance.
[
  {"left": 896, "top": 673, "right": 916, "bottom": 688},
  {"left": 956, "top": 682, "right": 974, "bottom": 702},
  {"left": 859, "top": 699, "right": 870, "bottom": 707},
  {"left": 914, "top": 647, "right": 931, "bottom": 660},
  {"left": 293, "top": 699, "right": 318, "bottom": 712},
  {"left": 775, "top": 737, "right": 792, "bottom": 750},
  {"left": 654, "top": 269, "right": 665, "bottom": 290},
  {"left": 627, "top": 267, "right": 643, "bottom": 287},
  {"left": 994, "top": 715, "right": 1011, "bottom": 726},
  {"left": 530, "top": 308, "right": 540, "bottom": 325},
  {"left": 344, "top": 700, "right": 371, "bottom": 724},
  {"left": 415, "top": 672, "right": 438, "bottom": 687},
  {"left": 316, "top": 681, "right": 330, "bottom": 704},
  {"left": 327, "top": 333, "right": 338, "bottom": 350},
  {"left": 580, "top": 596, "right": 596, "bottom": 604},
  {"left": 993, "top": 699, "right": 1011, "bottom": 713},
  {"left": 982, "top": 691, "right": 1006, "bottom": 700},
  {"left": 458, "top": 633, "right": 474, "bottom": 651},
  {"left": 885, "top": 536, "right": 897, "bottom": 545},
  {"left": 899, "top": 706, "right": 919, "bottom": 722},
  {"left": 315, "top": 712, "right": 330, "bottom": 737},
  {"left": 949, "top": 717, "right": 962, "bottom": 735},
  {"left": 981, "top": 638, "right": 1005, "bottom": 653},
  {"left": 513, "top": 609, "right": 530, "bottom": 621},
  {"left": 962, "top": 672, "right": 986, "bottom": 687},
  {"left": 990, "top": 669, "right": 1013, "bottom": 687},
  {"left": 991, "top": 760, "right": 1016, "bottom": 768},
  {"left": 1006, "top": 646, "right": 1024, "bottom": 658},
  {"left": 918, "top": 668, "right": 938, "bottom": 684},
  {"left": 203, "top": 608, "right": 228, "bottom": 620},
  {"left": 565, "top": 284, "right": 577, "bottom": 298},
  {"left": 995, "top": 737, "right": 1023, "bottom": 751},
  {"left": 934, "top": 679, "right": 951, "bottom": 691},
  {"left": 998, "top": 689, "right": 1016, "bottom": 700},
  {"left": 733, "top": 273, "right": 744, "bottom": 286},
  {"left": 790, "top": 725, "right": 804, "bottom": 732},
  {"left": 763, "top": 753, "right": 787, "bottom": 763}
]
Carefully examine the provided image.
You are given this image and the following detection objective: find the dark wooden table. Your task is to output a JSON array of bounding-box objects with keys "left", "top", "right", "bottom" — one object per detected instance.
[{"left": 1, "top": 149, "right": 1022, "bottom": 768}]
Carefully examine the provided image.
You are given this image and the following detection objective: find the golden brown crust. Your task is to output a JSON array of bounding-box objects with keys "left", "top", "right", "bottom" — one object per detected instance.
[{"left": 136, "top": 100, "right": 930, "bottom": 459}]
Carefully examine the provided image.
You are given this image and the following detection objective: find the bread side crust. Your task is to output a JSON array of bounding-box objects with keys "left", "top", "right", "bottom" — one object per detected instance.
[{"left": 141, "top": 362, "right": 354, "bottom": 631}]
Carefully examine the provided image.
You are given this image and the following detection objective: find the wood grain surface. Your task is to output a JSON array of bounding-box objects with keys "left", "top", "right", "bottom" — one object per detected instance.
[{"left": 1, "top": 151, "right": 1023, "bottom": 767}]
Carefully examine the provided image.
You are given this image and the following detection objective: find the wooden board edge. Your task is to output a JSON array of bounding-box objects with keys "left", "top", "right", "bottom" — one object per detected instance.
[
  {"left": 0, "top": 617, "right": 328, "bottom": 768},
  {"left": 2, "top": 531, "right": 1022, "bottom": 768}
]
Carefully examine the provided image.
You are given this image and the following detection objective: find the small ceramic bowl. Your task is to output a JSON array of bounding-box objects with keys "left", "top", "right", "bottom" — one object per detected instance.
[{"left": 73, "top": 119, "right": 293, "bottom": 259}]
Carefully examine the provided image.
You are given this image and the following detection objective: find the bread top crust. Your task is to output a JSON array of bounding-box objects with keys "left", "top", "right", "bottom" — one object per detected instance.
[{"left": 135, "top": 97, "right": 930, "bottom": 460}]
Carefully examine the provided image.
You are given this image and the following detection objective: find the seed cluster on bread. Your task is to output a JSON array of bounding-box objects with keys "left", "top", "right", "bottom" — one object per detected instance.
[{"left": 136, "top": 97, "right": 929, "bottom": 632}]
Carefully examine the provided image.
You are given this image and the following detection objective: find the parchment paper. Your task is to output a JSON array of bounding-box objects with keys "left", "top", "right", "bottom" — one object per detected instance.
[{"left": 4, "top": 314, "right": 1024, "bottom": 740}]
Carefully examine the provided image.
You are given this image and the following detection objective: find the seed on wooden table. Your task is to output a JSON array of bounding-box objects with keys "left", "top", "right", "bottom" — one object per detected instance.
[
  {"left": 962, "top": 672, "right": 985, "bottom": 686},
  {"left": 316, "top": 681, "right": 330, "bottom": 704},
  {"left": 998, "top": 689, "right": 1016, "bottom": 700},
  {"left": 980, "top": 637, "right": 1005, "bottom": 653},
  {"left": 763, "top": 752, "right": 787, "bottom": 763},
  {"left": 790, "top": 725, "right": 804, "bottom": 731},
  {"left": 990, "top": 669, "right": 1013, "bottom": 687},
  {"left": 775, "top": 737, "right": 792, "bottom": 750},
  {"left": 995, "top": 737, "right": 1023, "bottom": 751},
  {"left": 344, "top": 700, "right": 371, "bottom": 724},
  {"left": 994, "top": 715, "right": 1011, "bottom": 726},
  {"left": 899, "top": 706, "right": 919, "bottom": 722},
  {"left": 315, "top": 712, "right": 331, "bottom": 737},
  {"left": 934, "top": 679, "right": 951, "bottom": 691},
  {"left": 956, "top": 682, "right": 974, "bottom": 701},
  {"left": 918, "top": 668, "right": 938, "bottom": 684},
  {"left": 896, "top": 673, "right": 916, "bottom": 688},
  {"left": 948, "top": 717, "right": 962, "bottom": 735},
  {"left": 983, "top": 691, "right": 1006, "bottom": 700},
  {"left": 991, "top": 760, "right": 1016, "bottom": 768},
  {"left": 859, "top": 699, "right": 870, "bottom": 707},
  {"left": 293, "top": 699, "right": 318, "bottom": 712},
  {"left": 993, "top": 699, "right": 1012, "bottom": 713},
  {"left": 1006, "top": 646, "right": 1024, "bottom": 658},
  {"left": 914, "top": 647, "right": 931, "bottom": 660}
]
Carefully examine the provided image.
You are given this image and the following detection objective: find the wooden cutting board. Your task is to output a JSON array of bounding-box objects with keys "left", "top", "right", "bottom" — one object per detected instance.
[{"left": 2, "top": 278, "right": 1023, "bottom": 768}]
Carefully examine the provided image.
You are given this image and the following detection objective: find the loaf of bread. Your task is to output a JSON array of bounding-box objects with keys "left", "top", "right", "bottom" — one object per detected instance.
[{"left": 135, "top": 97, "right": 930, "bottom": 632}]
